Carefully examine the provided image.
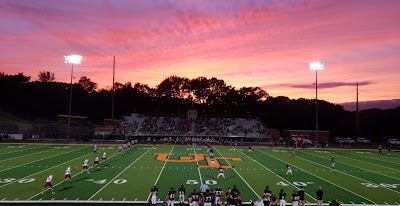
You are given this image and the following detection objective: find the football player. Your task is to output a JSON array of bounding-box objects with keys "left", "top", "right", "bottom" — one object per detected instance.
[
  {"left": 191, "top": 189, "right": 200, "bottom": 206},
  {"left": 331, "top": 157, "right": 335, "bottom": 170},
  {"left": 279, "top": 189, "right": 286, "bottom": 206},
  {"left": 286, "top": 164, "right": 292, "bottom": 177},
  {"left": 93, "top": 145, "right": 97, "bottom": 154},
  {"left": 263, "top": 186, "right": 272, "bottom": 206},
  {"left": 203, "top": 189, "right": 214, "bottom": 206},
  {"left": 42, "top": 175, "right": 54, "bottom": 194},
  {"left": 179, "top": 184, "right": 186, "bottom": 205},
  {"left": 118, "top": 145, "right": 122, "bottom": 153},
  {"left": 150, "top": 185, "right": 158, "bottom": 206},
  {"left": 217, "top": 166, "right": 225, "bottom": 179},
  {"left": 165, "top": 187, "right": 176, "bottom": 206},
  {"left": 215, "top": 186, "right": 224, "bottom": 206},
  {"left": 210, "top": 156, "right": 215, "bottom": 165},
  {"left": 64, "top": 167, "right": 72, "bottom": 182},
  {"left": 102, "top": 152, "right": 107, "bottom": 162},
  {"left": 94, "top": 156, "right": 99, "bottom": 166},
  {"left": 82, "top": 159, "right": 90, "bottom": 174},
  {"left": 291, "top": 190, "right": 299, "bottom": 206},
  {"left": 248, "top": 146, "right": 253, "bottom": 154}
]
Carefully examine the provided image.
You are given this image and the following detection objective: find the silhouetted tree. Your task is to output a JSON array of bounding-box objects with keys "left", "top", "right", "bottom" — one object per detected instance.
[
  {"left": 37, "top": 71, "right": 55, "bottom": 82},
  {"left": 78, "top": 76, "right": 97, "bottom": 93}
]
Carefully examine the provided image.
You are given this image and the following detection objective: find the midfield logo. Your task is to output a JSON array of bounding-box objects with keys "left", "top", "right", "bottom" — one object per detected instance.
[{"left": 153, "top": 153, "right": 243, "bottom": 169}]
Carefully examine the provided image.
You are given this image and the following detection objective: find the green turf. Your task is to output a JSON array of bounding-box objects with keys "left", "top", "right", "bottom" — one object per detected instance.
[{"left": 0, "top": 144, "right": 400, "bottom": 204}]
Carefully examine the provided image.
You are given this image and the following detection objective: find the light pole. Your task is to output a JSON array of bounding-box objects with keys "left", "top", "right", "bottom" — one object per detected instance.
[
  {"left": 64, "top": 55, "right": 82, "bottom": 139},
  {"left": 309, "top": 62, "right": 324, "bottom": 146}
]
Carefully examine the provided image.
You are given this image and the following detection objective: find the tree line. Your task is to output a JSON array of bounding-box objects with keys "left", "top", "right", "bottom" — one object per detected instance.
[{"left": 1, "top": 72, "right": 399, "bottom": 140}]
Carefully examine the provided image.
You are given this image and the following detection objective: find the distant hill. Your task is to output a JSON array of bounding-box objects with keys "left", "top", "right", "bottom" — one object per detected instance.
[{"left": 341, "top": 99, "right": 400, "bottom": 111}]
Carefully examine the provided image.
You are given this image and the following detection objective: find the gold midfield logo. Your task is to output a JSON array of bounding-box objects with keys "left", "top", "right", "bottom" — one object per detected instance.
[{"left": 153, "top": 153, "right": 243, "bottom": 169}]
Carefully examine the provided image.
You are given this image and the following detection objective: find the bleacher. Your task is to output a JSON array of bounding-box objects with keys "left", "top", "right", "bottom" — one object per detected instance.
[{"left": 119, "top": 113, "right": 271, "bottom": 139}]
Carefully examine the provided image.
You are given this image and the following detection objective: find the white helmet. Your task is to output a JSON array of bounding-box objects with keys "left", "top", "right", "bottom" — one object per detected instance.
[
  {"left": 49, "top": 175, "right": 53, "bottom": 179},
  {"left": 67, "top": 167, "right": 71, "bottom": 170}
]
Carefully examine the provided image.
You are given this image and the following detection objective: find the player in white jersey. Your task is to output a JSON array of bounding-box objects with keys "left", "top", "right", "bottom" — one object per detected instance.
[
  {"left": 331, "top": 157, "right": 335, "bottom": 170},
  {"left": 82, "top": 159, "right": 90, "bottom": 174},
  {"left": 94, "top": 156, "right": 99, "bottom": 166},
  {"left": 64, "top": 167, "right": 72, "bottom": 182},
  {"left": 93, "top": 145, "right": 97, "bottom": 154},
  {"left": 42, "top": 175, "right": 54, "bottom": 194},
  {"left": 102, "top": 152, "right": 107, "bottom": 161},
  {"left": 118, "top": 145, "right": 122, "bottom": 153},
  {"left": 286, "top": 164, "right": 292, "bottom": 177},
  {"left": 215, "top": 186, "right": 224, "bottom": 206},
  {"left": 127, "top": 142, "right": 131, "bottom": 148}
]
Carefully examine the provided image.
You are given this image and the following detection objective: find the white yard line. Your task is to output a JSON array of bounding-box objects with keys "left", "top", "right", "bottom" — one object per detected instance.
[
  {"left": 0, "top": 146, "right": 93, "bottom": 188},
  {"left": 293, "top": 151, "right": 400, "bottom": 195},
  {"left": 0, "top": 145, "right": 48, "bottom": 155},
  {"left": 301, "top": 151, "right": 400, "bottom": 181},
  {"left": 255, "top": 149, "right": 377, "bottom": 204},
  {"left": 0, "top": 147, "right": 59, "bottom": 163},
  {"left": 213, "top": 147, "right": 259, "bottom": 199},
  {"left": 88, "top": 146, "right": 153, "bottom": 200},
  {"left": 146, "top": 146, "right": 175, "bottom": 202},
  {"left": 0, "top": 146, "right": 89, "bottom": 173},
  {"left": 192, "top": 145, "right": 203, "bottom": 183},
  {"left": 27, "top": 150, "right": 121, "bottom": 200},
  {"left": 237, "top": 150, "right": 316, "bottom": 201}
]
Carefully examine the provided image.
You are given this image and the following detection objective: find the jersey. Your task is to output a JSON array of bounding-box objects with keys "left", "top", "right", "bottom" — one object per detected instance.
[
  {"left": 218, "top": 168, "right": 224, "bottom": 173},
  {"left": 215, "top": 188, "right": 223, "bottom": 197},
  {"left": 168, "top": 190, "right": 176, "bottom": 200},
  {"left": 46, "top": 176, "right": 53, "bottom": 183},
  {"left": 179, "top": 188, "right": 185, "bottom": 196},
  {"left": 191, "top": 192, "right": 200, "bottom": 202},
  {"left": 203, "top": 192, "right": 214, "bottom": 203},
  {"left": 83, "top": 160, "right": 89, "bottom": 166},
  {"left": 95, "top": 157, "right": 99, "bottom": 161},
  {"left": 65, "top": 169, "right": 71, "bottom": 175},
  {"left": 151, "top": 188, "right": 158, "bottom": 196},
  {"left": 263, "top": 189, "right": 272, "bottom": 201},
  {"left": 292, "top": 193, "right": 300, "bottom": 202},
  {"left": 102, "top": 153, "right": 106, "bottom": 158},
  {"left": 279, "top": 192, "right": 286, "bottom": 200}
]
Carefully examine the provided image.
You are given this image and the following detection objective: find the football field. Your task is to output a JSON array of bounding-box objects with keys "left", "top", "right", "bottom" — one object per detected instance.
[{"left": 0, "top": 143, "right": 399, "bottom": 205}]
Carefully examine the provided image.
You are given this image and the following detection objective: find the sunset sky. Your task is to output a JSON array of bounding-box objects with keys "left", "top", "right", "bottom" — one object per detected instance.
[{"left": 1, "top": 0, "right": 399, "bottom": 105}]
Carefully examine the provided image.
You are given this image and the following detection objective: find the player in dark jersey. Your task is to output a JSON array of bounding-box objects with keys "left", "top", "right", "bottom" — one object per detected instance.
[
  {"left": 279, "top": 189, "right": 286, "bottom": 206},
  {"left": 165, "top": 187, "right": 176, "bottom": 206},
  {"left": 150, "top": 185, "right": 158, "bottom": 206},
  {"left": 226, "top": 188, "right": 232, "bottom": 206},
  {"left": 248, "top": 146, "right": 252, "bottom": 154},
  {"left": 263, "top": 186, "right": 272, "bottom": 206},
  {"left": 291, "top": 190, "right": 299, "bottom": 206},
  {"left": 179, "top": 184, "right": 185, "bottom": 205},
  {"left": 203, "top": 189, "right": 214, "bottom": 206},
  {"left": 215, "top": 186, "right": 224, "bottom": 206},
  {"left": 191, "top": 189, "right": 200, "bottom": 206},
  {"left": 217, "top": 166, "right": 225, "bottom": 179},
  {"left": 231, "top": 186, "right": 241, "bottom": 206},
  {"left": 297, "top": 186, "right": 305, "bottom": 206}
]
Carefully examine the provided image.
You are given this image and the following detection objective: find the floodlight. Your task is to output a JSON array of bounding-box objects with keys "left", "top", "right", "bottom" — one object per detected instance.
[
  {"left": 309, "top": 62, "right": 324, "bottom": 70},
  {"left": 64, "top": 55, "right": 82, "bottom": 64}
]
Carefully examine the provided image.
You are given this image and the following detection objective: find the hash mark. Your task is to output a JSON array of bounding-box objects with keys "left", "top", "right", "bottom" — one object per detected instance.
[
  {"left": 64, "top": 198, "right": 67, "bottom": 200},
  {"left": 51, "top": 198, "right": 55, "bottom": 200},
  {"left": 14, "top": 198, "right": 19, "bottom": 201},
  {"left": 350, "top": 201, "right": 354, "bottom": 204},
  {"left": 76, "top": 198, "right": 79, "bottom": 201},
  {"left": 1, "top": 198, "right": 6, "bottom": 201},
  {"left": 111, "top": 198, "right": 114, "bottom": 201},
  {"left": 123, "top": 198, "right": 126, "bottom": 201},
  {"left": 39, "top": 198, "right": 43, "bottom": 201}
]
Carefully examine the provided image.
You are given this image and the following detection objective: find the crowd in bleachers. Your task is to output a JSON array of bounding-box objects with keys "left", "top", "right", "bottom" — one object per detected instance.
[{"left": 121, "top": 114, "right": 269, "bottom": 138}]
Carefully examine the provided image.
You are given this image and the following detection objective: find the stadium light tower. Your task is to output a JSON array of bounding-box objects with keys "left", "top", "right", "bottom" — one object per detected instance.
[
  {"left": 309, "top": 62, "right": 324, "bottom": 147},
  {"left": 64, "top": 55, "right": 82, "bottom": 139}
]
